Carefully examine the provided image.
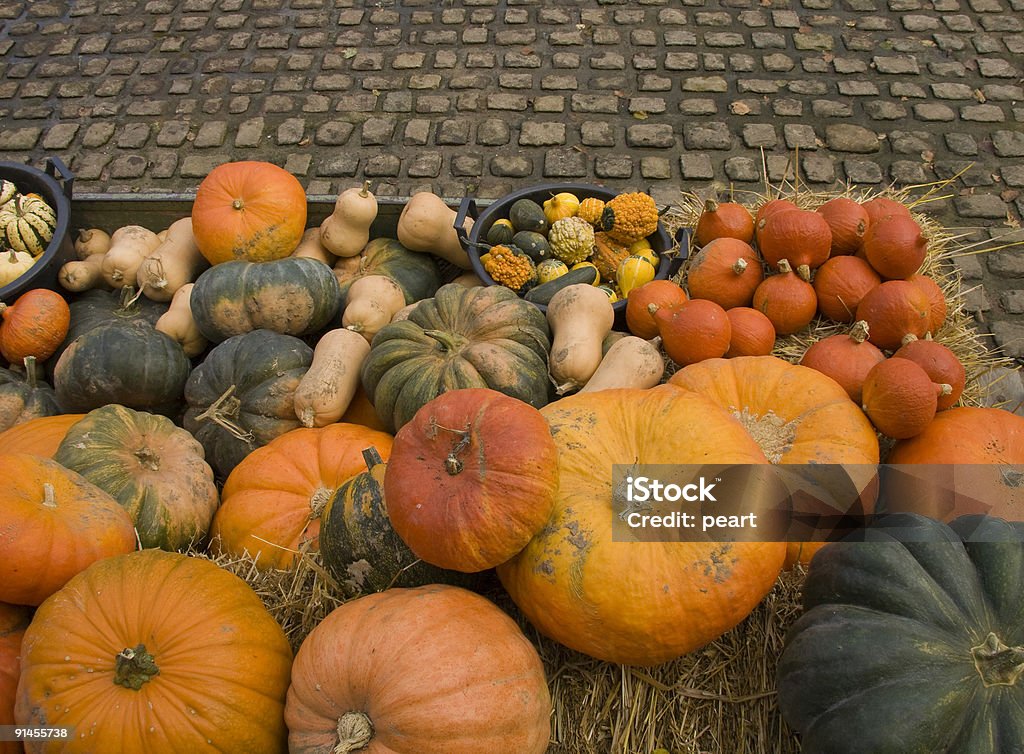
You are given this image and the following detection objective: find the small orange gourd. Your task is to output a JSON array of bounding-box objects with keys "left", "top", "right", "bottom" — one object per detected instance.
[
  {"left": 752, "top": 259, "right": 818, "bottom": 335},
  {"left": 813, "top": 255, "right": 881, "bottom": 323},
  {"left": 686, "top": 237, "right": 763, "bottom": 310},
  {"left": 861, "top": 214, "right": 928, "bottom": 280},
  {"left": 0, "top": 288, "right": 71, "bottom": 364},
  {"left": 799, "top": 321, "right": 886, "bottom": 403},
  {"left": 893, "top": 335, "right": 965, "bottom": 410},
  {"left": 816, "top": 197, "right": 870, "bottom": 255},
  {"left": 625, "top": 279, "right": 688, "bottom": 339},
  {"left": 855, "top": 280, "right": 932, "bottom": 351},
  {"left": 694, "top": 199, "right": 755, "bottom": 246},
  {"left": 861, "top": 357, "right": 944, "bottom": 439},
  {"left": 725, "top": 307, "right": 776, "bottom": 357},
  {"left": 655, "top": 298, "right": 732, "bottom": 366}
]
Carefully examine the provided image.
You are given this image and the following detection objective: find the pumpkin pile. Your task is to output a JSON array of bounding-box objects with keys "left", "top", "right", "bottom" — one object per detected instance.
[{"left": 0, "top": 179, "right": 58, "bottom": 287}]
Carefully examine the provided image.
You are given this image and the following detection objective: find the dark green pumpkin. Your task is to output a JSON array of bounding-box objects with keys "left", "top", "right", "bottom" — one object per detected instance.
[
  {"left": 508, "top": 198, "right": 547, "bottom": 234},
  {"left": 511, "top": 230, "right": 551, "bottom": 263},
  {"left": 778, "top": 513, "right": 1024, "bottom": 754},
  {"left": 53, "top": 404, "right": 219, "bottom": 551},
  {"left": 361, "top": 283, "right": 551, "bottom": 434},
  {"left": 335, "top": 237, "right": 442, "bottom": 308},
  {"left": 53, "top": 320, "right": 191, "bottom": 417},
  {"left": 183, "top": 328, "right": 313, "bottom": 478},
  {"left": 0, "top": 356, "right": 59, "bottom": 432},
  {"left": 190, "top": 256, "right": 342, "bottom": 343},
  {"left": 320, "top": 447, "right": 480, "bottom": 595}
]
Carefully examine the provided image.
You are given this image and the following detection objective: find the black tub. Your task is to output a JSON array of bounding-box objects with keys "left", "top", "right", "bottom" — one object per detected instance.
[{"left": 0, "top": 158, "right": 75, "bottom": 301}]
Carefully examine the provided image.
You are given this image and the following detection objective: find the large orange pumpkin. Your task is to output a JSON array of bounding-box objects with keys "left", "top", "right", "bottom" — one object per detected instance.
[
  {"left": 210, "top": 423, "right": 393, "bottom": 569},
  {"left": 285, "top": 585, "right": 550, "bottom": 754},
  {"left": 191, "top": 160, "right": 308, "bottom": 265},
  {"left": 384, "top": 389, "right": 558, "bottom": 573},
  {"left": 497, "top": 386, "right": 787, "bottom": 666},
  {"left": 0, "top": 413, "right": 85, "bottom": 458},
  {"left": 882, "top": 406, "right": 1024, "bottom": 522},
  {"left": 0, "top": 289, "right": 70, "bottom": 365},
  {"left": 15, "top": 550, "right": 293, "bottom": 754},
  {"left": 1, "top": 603, "right": 30, "bottom": 754},
  {"left": 0, "top": 454, "right": 137, "bottom": 606}
]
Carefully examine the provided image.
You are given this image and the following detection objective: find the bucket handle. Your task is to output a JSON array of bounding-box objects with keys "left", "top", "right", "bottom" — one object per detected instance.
[
  {"left": 453, "top": 197, "right": 478, "bottom": 250},
  {"left": 45, "top": 157, "right": 74, "bottom": 202},
  {"left": 668, "top": 227, "right": 693, "bottom": 278}
]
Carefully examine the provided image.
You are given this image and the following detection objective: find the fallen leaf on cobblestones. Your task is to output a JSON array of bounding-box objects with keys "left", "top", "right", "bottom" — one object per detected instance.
[
  {"left": 974, "top": 89, "right": 987, "bottom": 103},
  {"left": 1002, "top": 190, "right": 1021, "bottom": 203},
  {"left": 730, "top": 102, "right": 752, "bottom": 115},
  {"left": 633, "top": 111, "right": 649, "bottom": 120},
  {"left": 341, "top": 48, "right": 357, "bottom": 59}
]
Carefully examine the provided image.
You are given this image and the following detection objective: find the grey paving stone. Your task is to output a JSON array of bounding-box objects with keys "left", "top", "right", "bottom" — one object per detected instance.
[
  {"left": 843, "top": 159, "right": 884, "bottom": 183},
  {"left": 957, "top": 194, "right": 1011, "bottom": 219},
  {"left": 490, "top": 156, "right": 533, "bottom": 178},
  {"left": 626, "top": 124, "right": 675, "bottom": 148},
  {"left": 542, "top": 148, "right": 588, "bottom": 178},
  {"left": 825, "top": 124, "right": 880, "bottom": 152},
  {"left": 993, "top": 130, "right": 1024, "bottom": 156},
  {"left": 724, "top": 156, "right": 761, "bottom": 181},
  {"left": 519, "top": 122, "right": 566, "bottom": 146},
  {"left": 679, "top": 153, "right": 715, "bottom": 180},
  {"left": 596, "top": 155, "right": 634, "bottom": 179},
  {"left": 683, "top": 122, "right": 732, "bottom": 150},
  {"left": 991, "top": 322, "right": 1024, "bottom": 359}
]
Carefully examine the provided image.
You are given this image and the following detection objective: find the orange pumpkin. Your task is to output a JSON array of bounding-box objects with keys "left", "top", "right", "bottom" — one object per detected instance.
[
  {"left": 907, "top": 272, "right": 947, "bottom": 334},
  {"left": 15, "top": 550, "right": 293, "bottom": 753},
  {"left": 816, "top": 197, "right": 870, "bottom": 255},
  {"left": 756, "top": 209, "right": 832, "bottom": 272},
  {"left": 861, "top": 214, "right": 928, "bottom": 280},
  {"left": 813, "top": 255, "right": 881, "bottom": 323},
  {"left": 855, "top": 279, "right": 932, "bottom": 351},
  {"left": 0, "top": 289, "right": 70, "bottom": 365},
  {"left": 384, "top": 389, "right": 558, "bottom": 573},
  {"left": 339, "top": 383, "right": 388, "bottom": 431},
  {"left": 656, "top": 298, "right": 732, "bottom": 366},
  {"left": 752, "top": 259, "right": 818, "bottom": 335},
  {"left": 210, "top": 423, "right": 394, "bottom": 569},
  {"left": 686, "top": 237, "right": 763, "bottom": 309},
  {"left": 861, "top": 357, "right": 940, "bottom": 439},
  {"left": 725, "top": 307, "right": 776, "bottom": 357},
  {"left": 694, "top": 199, "right": 755, "bottom": 246},
  {"left": 0, "top": 413, "right": 85, "bottom": 458},
  {"left": 497, "top": 386, "right": 786, "bottom": 665},
  {"left": 285, "top": 585, "right": 550, "bottom": 754},
  {"left": 191, "top": 160, "right": 308, "bottom": 265},
  {"left": 1, "top": 603, "right": 30, "bottom": 754},
  {"left": 893, "top": 335, "right": 965, "bottom": 410},
  {"left": 799, "top": 321, "right": 886, "bottom": 403},
  {"left": 625, "top": 279, "right": 687, "bottom": 339},
  {"left": 0, "top": 454, "right": 137, "bottom": 606},
  {"left": 860, "top": 195, "right": 912, "bottom": 225},
  {"left": 754, "top": 198, "right": 798, "bottom": 236}
]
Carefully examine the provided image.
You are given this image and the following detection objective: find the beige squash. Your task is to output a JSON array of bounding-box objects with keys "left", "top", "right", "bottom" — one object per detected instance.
[
  {"left": 580, "top": 336, "right": 665, "bottom": 393},
  {"left": 342, "top": 275, "right": 406, "bottom": 343},
  {"left": 292, "top": 227, "right": 336, "bottom": 266},
  {"left": 154, "top": 283, "right": 207, "bottom": 357},
  {"left": 319, "top": 181, "right": 378, "bottom": 258},
  {"left": 547, "top": 283, "right": 615, "bottom": 395},
  {"left": 138, "top": 217, "right": 209, "bottom": 302},
  {"left": 100, "top": 225, "right": 161, "bottom": 288},
  {"left": 74, "top": 228, "right": 111, "bottom": 259},
  {"left": 293, "top": 328, "right": 371, "bottom": 428},
  {"left": 396, "top": 191, "right": 473, "bottom": 269},
  {"left": 59, "top": 253, "right": 108, "bottom": 292}
]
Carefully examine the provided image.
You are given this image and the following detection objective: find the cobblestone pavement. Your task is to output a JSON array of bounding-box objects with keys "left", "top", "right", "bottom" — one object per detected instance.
[{"left": 1, "top": 0, "right": 1023, "bottom": 373}]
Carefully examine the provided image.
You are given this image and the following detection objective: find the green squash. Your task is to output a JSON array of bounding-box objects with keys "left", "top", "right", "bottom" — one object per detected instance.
[
  {"left": 190, "top": 256, "right": 342, "bottom": 343},
  {"left": 511, "top": 230, "right": 551, "bottom": 263},
  {"left": 53, "top": 404, "right": 219, "bottom": 551},
  {"left": 0, "top": 356, "right": 59, "bottom": 432},
  {"left": 320, "top": 447, "right": 479, "bottom": 596},
  {"left": 361, "top": 283, "right": 552, "bottom": 434},
  {"left": 53, "top": 320, "right": 191, "bottom": 417},
  {"left": 335, "top": 237, "right": 442, "bottom": 308},
  {"left": 778, "top": 513, "right": 1024, "bottom": 753},
  {"left": 508, "top": 198, "right": 547, "bottom": 234},
  {"left": 182, "top": 329, "right": 313, "bottom": 478}
]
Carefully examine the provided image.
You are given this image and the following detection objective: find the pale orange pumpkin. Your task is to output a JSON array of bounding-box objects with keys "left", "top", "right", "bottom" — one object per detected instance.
[
  {"left": 893, "top": 335, "right": 965, "bottom": 410},
  {"left": 656, "top": 298, "right": 732, "bottom": 366},
  {"left": 813, "top": 255, "right": 881, "bottom": 323},
  {"left": 816, "top": 197, "right": 870, "bottom": 256},
  {"left": 210, "top": 423, "right": 393, "bottom": 569},
  {"left": 625, "top": 279, "right": 688, "bottom": 339},
  {"left": 191, "top": 160, "right": 308, "bottom": 265},
  {"left": 855, "top": 279, "right": 932, "bottom": 351},
  {"left": 752, "top": 259, "right": 818, "bottom": 335},
  {"left": 694, "top": 198, "right": 755, "bottom": 246},
  {"left": 799, "top": 321, "right": 886, "bottom": 404},
  {"left": 686, "top": 237, "right": 763, "bottom": 309},
  {"left": 0, "top": 413, "right": 85, "bottom": 458},
  {"left": 725, "top": 307, "right": 776, "bottom": 357},
  {"left": 861, "top": 357, "right": 942, "bottom": 439}
]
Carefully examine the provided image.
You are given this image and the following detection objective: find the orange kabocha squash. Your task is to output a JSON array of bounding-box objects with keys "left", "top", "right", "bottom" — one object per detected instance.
[
  {"left": 694, "top": 198, "right": 755, "bottom": 246},
  {"left": 816, "top": 197, "right": 870, "bottom": 256},
  {"left": 0, "top": 413, "right": 85, "bottom": 458},
  {"left": 0, "top": 289, "right": 70, "bottom": 365}
]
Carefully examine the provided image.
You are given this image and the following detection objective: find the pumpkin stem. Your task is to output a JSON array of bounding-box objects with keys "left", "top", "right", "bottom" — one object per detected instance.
[
  {"left": 972, "top": 633, "right": 1024, "bottom": 687},
  {"left": 192, "top": 384, "right": 255, "bottom": 443},
  {"left": 359, "top": 180, "right": 372, "bottom": 198},
  {"left": 703, "top": 198, "right": 719, "bottom": 213},
  {"left": 148, "top": 257, "right": 168, "bottom": 291},
  {"left": 113, "top": 644, "right": 160, "bottom": 690},
  {"left": 796, "top": 263, "right": 812, "bottom": 283},
  {"left": 777, "top": 259, "right": 794, "bottom": 275},
  {"left": 133, "top": 446, "right": 161, "bottom": 472},
  {"left": 0, "top": 302, "right": 7, "bottom": 317},
  {"left": 901, "top": 333, "right": 919, "bottom": 346},
  {"left": 850, "top": 320, "right": 870, "bottom": 344},
  {"left": 117, "top": 285, "right": 142, "bottom": 315},
  {"left": 309, "top": 487, "right": 333, "bottom": 520},
  {"left": 426, "top": 418, "right": 471, "bottom": 475},
  {"left": 232, "top": 198, "right": 244, "bottom": 211},
  {"left": 732, "top": 258, "right": 748, "bottom": 276},
  {"left": 361, "top": 446, "right": 383, "bottom": 471},
  {"left": 22, "top": 355, "right": 38, "bottom": 388},
  {"left": 334, "top": 711, "right": 373, "bottom": 754},
  {"left": 41, "top": 482, "right": 57, "bottom": 508},
  {"left": 423, "top": 329, "right": 466, "bottom": 353}
]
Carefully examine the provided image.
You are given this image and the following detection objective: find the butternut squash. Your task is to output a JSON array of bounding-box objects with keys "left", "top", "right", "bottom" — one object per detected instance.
[
  {"left": 154, "top": 283, "right": 207, "bottom": 357},
  {"left": 579, "top": 336, "right": 665, "bottom": 393},
  {"left": 101, "top": 225, "right": 161, "bottom": 288},
  {"left": 319, "top": 180, "right": 377, "bottom": 258},
  {"left": 74, "top": 228, "right": 111, "bottom": 259},
  {"left": 547, "top": 283, "right": 615, "bottom": 395},
  {"left": 292, "top": 227, "right": 336, "bottom": 266},
  {"left": 332, "top": 253, "right": 363, "bottom": 288},
  {"left": 137, "top": 217, "right": 209, "bottom": 302},
  {"left": 59, "top": 253, "right": 109, "bottom": 292},
  {"left": 293, "top": 327, "right": 371, "bottom": 427},
  {"left": 342, "top": 275, "right": 406, "bottom": 343},
  {"left": 391, "top": 301, "right": 420, "bottom": 322},
  {"left": 396, "top": 191, "right": 473, "bottom": 269},
  {"left": 451, "top": 270, "right": 485, "bottom": 287}
]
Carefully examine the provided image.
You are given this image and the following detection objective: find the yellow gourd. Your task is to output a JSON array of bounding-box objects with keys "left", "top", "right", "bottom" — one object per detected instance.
[
  {"left": 601, "top": 191, "right": 660, "bottom": 244},
  {"left": 579, "top": 336, "right": 665, "bottom": 393},
  {"left": 546, "top": 283, "right": 615, "bottom": 395},
  {"left": 342, "top": 275, "right": 406, "bottom": 343},
  {"left": 293, "top": 327, "right": 370, "bottom": 428},
  {"left": 396, "top": 191, "right": 473, "bottom": 269},
  {"left": 320, "top": 181, "right": 378, "bottom": 258},
  {"left": 576, "top": 197, "right": 605, "bottom": 226},
  {"left": 292, "top": 227, "right": 337, "bottom": 266},
  {"left": 0, "top": 249, "right": 34, "bottom": 287},
  {"left": 543, "top": 192, "right": 580, "bottom": 225},
  {"left": 100, "top": 225, "right": 161, "bottom": 288},
  {"left": 154, "top": 283, "right": 208, "bottom": 357},
  {"left": 74, "top": 228, "right": 111, "bottom": 259},
  {"left": 138, "top": 217, "right": 209, "bottom": 302},
  {"left": 617, "top": 255, "right": 657, "bottom": 298},
  {"left": 537, "top": 259, "right": 569, "bottom": 284}
]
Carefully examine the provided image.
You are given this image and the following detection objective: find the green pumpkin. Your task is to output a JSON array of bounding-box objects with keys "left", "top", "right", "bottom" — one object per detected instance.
[
  {"left": 335, "top": 237, "right": 442, "bottom": 308},
  {"left": 183, "top": 329, "right": 313, "bottom": 478},
  {"left": 320, "top": 447, "right": 479, "bottom": 596},
  {"left": 361, "top": 283, "right": 552, "bottom": 434},
  {"left": 0, "top": 356, "right": 59, "bottom": 432},
  {"left": 190, "top": 256, "right": 342, "bottom": 343},
  {"left": 778, "top": 513, "right": 1024, "bottom": 753},
  {"left": 53, "top": 319, "right": 191, "bottom": 417},
  {"left": 53, "top": 404, "right": 219, "bottom": 551}
]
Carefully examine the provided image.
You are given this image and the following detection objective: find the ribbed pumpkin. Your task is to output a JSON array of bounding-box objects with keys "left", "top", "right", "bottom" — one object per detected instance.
[
  {"left": 0, "top": 454, "right": 137, "bottom": 606},
  {"left": 591, "top": 231, "right": 631, "bottom": 282},
  {"left": 384, "top": 389, "right": 558, "bottom": 573},
  {"left": 0, "top": 357, "right": 59, "bottom": 432},
  {"left": 752, "top": 259, "right": 818, "bottom": 335},
  {"left": 725, "top": 307, "right": 776, "bottom": 357},
  {"left": 0, "top": 288, "right": 70, "bottom": 365},
  {"left": 15, "top": 549, "right": 293, "bottom": 753},
  {"left": 0, "top": 413, "right": 85, "bottom": 458},
  {"left": 861, "top": 214, "right": 928, "bottom": 280},
  {"left": 285, "top": 585, "right": 550, "bottom": 754},
  {"left": 53, "top": 405, "right": 219, "bottom": 552},
  {"left": 685, "top": 237, "right": 763, "bottom": 309},
  {"left": 756, "top": 209, "right": 832, "bottom": 273},
  {"left": 211, "top": 423, "right": 393, "bottom": 570},
  {"left": 861, "top": 357, "right": 941, "bottom": 439},
  {"left": 907, "top": 273, "right": 947, "bottom": 334},
  {"left": 694, "top": 198, "right": 755, "bottom": 246},
  {"left": 799, "top": 321, "right": 886, "bottom": 403},
  {"left": 624, "top": 279, "right": 687, "bottom": 339},
  {"left": 183, "top": 329, "right": 313, "bottom": 478},
  {"left": 333, "top": 236, "right": 442, "bottom": 307},
  {"left": 0, "top": 194, "right": 55, "bottom": 257},
  {"left": 191, "top": 159, "right": 307, "bottom": 265},
  {"left": 361, "top": 284, "right": 551, "bottom": 434},
  {"left": 498, "top": 386, "right": 786, "bottom": 666},
  {"left": 894, "top": 336, "right": 965, "bottom": 410},
  {"left": 883, "top": 407, "right": 1024, "bottom": 522},
  {"left": 778, "top": 514, "right": 1024, "bottom": 754},
  {"left": 813, "top": 255, "right": 881, "bottom": 323},
  {"left": 860, "top": 195, "right": 912, "bottom": 224},
  {"left": 855, "top": 279, "right": 932, "bottom": 351},
  {"left": 816, "top": 197, "right": 870, "bottom": 256},
  {"left": 190, "top": 256, "right": 342, "bottom": 343},
  {"left": 0, "top": 603, "right": 30, "bottom": 754},
  {"left": 655, "top": 298, "right": 732, "bottom": 366}
]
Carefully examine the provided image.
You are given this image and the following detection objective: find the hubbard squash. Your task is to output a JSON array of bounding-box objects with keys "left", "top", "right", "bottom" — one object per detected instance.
[
  {"left": 319, "top": 180, "right": 378, "bottom": 258},
  {"left": 396, "top": 191, "right": 473, "bottom": 269},
  {"left": 136, "top": 217, "right": 209, "bottom": 302},
  {"left": 547, "top": 283, "right": 615, "bottom": 395}
]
